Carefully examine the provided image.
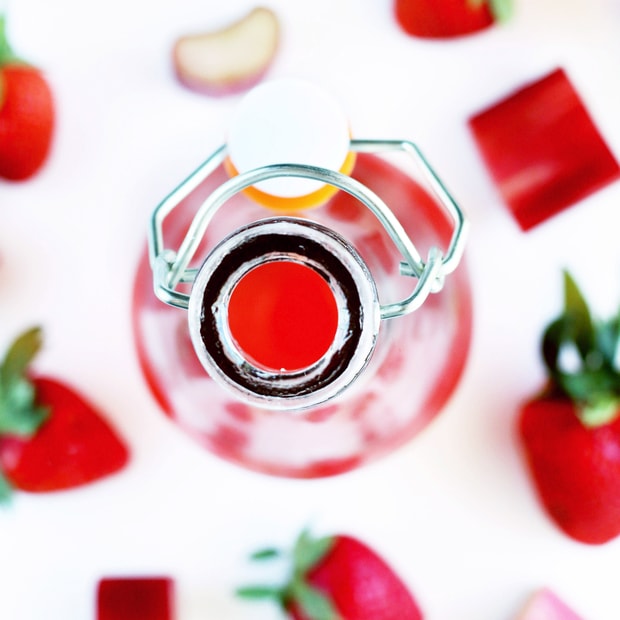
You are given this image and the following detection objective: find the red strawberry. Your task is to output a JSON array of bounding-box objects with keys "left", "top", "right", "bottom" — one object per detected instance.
[
  {"left": 518, "top": 272, "right": 620, "bottom": 544},
  {"left": 0, "top": 327, "right": 129, "bottom": 500},
  {"left": 237, "top": 529, "right": 424, "bottom": 619},
  {"left": 0, "top": 14, "right": 55, "bottom": 181},
  {"left": 394, "top": 0, "right": 512, "bottom": 39}
]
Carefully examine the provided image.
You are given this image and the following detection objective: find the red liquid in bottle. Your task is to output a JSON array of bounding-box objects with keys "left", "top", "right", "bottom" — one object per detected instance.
[{"left": 228, "top": 261, "right": 339, "bottom": 372}]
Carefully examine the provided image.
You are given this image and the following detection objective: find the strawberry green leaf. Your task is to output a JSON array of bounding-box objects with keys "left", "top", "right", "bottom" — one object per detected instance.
[
  {"left": 560, "top": 368, "right": 620, "bottom": 402},
  {"left": 238, "top": 530, "right": 342, "bottom": 620},
  {"left": 0, "top": 470, "right": 12, "bottom": 504},
  {"left": 236, "top": 585, "right": 284, "bottom": 600},
  {"left": 289, "top": 580, "right": 340, "bottom": 620},
  {"left": 596, "top": 316, "right": 620, "bottom": 366},
  {"left": 542, "top": 273, "right": 595, "bottom": 375},
  {"left": 0, "top": 377, "right": 48, "bottom": 434},
  {"left": 542, "top": 318, "right": 566, "bottom": 376},
  {"left": 467, "top": 0, "right": 513, "bottom": 22},
  {"left": 563, "top": 271, "right": 594, "bottom": 357},
  {"left": 249, "top": 548, "right": 282, "bottom": 561},
  {"left": 487, "top": 0, "right": 513, "bottom": 22},
  {"left": 0, "top": 14, "right": 28, "bottom": 72},
  {"left": 0, "top": 15, "right": 18, "bottom": 66},
  {"left": 293, "top": 530, "right": 334, "bottom": 575}
]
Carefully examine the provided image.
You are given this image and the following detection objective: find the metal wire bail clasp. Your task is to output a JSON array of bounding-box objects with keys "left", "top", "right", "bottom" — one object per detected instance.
[{"left": 148, "top": 138, "right": 468, "bottom": 321}]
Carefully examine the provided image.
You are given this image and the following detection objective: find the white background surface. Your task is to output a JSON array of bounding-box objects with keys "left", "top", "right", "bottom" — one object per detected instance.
[{"left": 2, "top": 0, "right": 620, "bottom": 618}]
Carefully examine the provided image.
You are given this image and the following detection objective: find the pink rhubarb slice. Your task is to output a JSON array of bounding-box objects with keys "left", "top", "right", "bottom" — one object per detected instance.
[
  {"left": 515, "top": 588, "right": 584, "bottom": 620},
  {"left": 468, "top": 67, "right": 620, "bottom": 231}
]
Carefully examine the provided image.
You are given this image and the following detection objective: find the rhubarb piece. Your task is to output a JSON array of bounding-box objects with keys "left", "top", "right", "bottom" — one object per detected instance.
[
  {"left": 515, "top": 588, "right": 584, "bottom": 620},
  {"left": 97, "top": 577, "right": 175, "bottom": 620},
  {"left": 469, "top": 68, "right": 620, "bottom": 231},
  {"left": 172, "top": 7, "right": 280, "bottom": 96}
]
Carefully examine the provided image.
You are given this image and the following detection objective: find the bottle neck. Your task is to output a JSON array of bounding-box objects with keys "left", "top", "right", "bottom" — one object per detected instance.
[{"left": 188, "top": 217, "right": 380, "bottom": 411}]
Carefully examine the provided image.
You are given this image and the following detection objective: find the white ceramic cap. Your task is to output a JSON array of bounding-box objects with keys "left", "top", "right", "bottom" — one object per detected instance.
[{"left": 227, "top": 79, "right": 350, "bottom": 197}]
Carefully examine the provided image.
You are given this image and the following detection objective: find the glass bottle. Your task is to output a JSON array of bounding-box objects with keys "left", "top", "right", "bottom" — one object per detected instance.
[{"left": 132, "top": 81, "right": 472, "bottom": 477}]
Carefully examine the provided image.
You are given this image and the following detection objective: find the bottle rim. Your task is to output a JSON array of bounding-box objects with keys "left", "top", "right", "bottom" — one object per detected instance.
[{"left": 187, "top": 217, "right": 381, "bottom": 411}]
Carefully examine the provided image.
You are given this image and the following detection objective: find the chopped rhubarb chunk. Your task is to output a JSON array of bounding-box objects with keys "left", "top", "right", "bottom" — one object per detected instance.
[
  {"left": 97, "top": 577, "right": 175, "bottom": 620},
  {"left": 515, "top": 588, "right": 584, "bottom": 620},
  {"left": 469, "top": 68, "right": 620, "bottom": 231}
]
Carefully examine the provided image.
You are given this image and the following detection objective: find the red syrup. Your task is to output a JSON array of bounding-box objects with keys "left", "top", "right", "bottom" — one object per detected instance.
[
  {"left": 227, "top": 261, "right": 339, "bottom": 372},
  {"left": 132, "top": 153, "right": 473, "bottom": 477}
]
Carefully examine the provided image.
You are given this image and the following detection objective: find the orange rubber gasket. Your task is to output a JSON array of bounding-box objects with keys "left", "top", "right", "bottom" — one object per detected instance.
[{"left": 223, "top": 150, "right": 357, "bottom": 212}]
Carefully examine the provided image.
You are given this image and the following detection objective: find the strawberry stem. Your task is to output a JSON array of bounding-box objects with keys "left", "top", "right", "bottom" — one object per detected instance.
[
  {"left": 0, "top": 327, "right": 50, "bottom": 436},
  {"left": 0, "top": 14, "right": 18, "bottom": 65}
]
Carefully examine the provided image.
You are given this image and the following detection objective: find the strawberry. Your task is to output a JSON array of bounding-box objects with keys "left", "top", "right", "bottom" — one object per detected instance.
[
  {"left": 0, "top": 327, "right": 129, "bottom": 501},
  {"left": 394, "top": 0, "right": 513, "bottom": 39},
  {"left": 0, "top": 14, "right": 55, "bottom": 181},
  {"left": 518, "top": 272, "right": 620, "bottom": 544},
  {"left": 237, "top": 529, "right": 424, "bottom": 619}
]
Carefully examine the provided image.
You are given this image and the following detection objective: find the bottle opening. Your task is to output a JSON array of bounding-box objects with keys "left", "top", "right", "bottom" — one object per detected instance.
[
  {"left": 188, "top": 217, "right": 380, "bottom": 410},
  {"left": 227, "top": 261, "right": 339, "bottom": 372}
]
